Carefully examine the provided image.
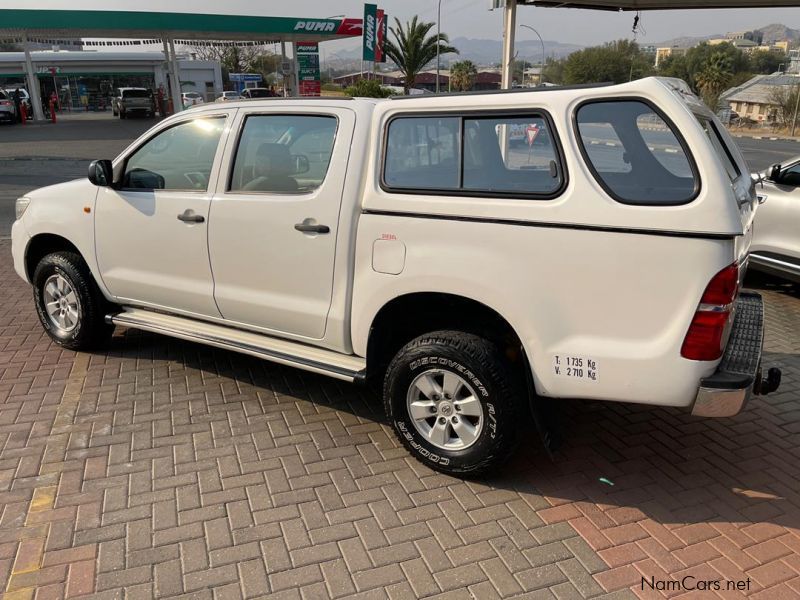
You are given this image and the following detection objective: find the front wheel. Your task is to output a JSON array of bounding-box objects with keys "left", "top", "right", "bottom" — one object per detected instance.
[
  {"left": 32, "top": 252, "right": 114, "bottom": 350},
  {"left": 384, "top": 331, "right": 526, "bottom": 477}
]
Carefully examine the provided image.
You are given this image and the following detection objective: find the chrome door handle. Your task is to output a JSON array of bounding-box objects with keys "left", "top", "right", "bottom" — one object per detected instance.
[
  {"left": 294, "top": 222, "right": 330, "bottom": 234},
  {"left": 178, "top": 210, "right": 205, "bottom": 223}
]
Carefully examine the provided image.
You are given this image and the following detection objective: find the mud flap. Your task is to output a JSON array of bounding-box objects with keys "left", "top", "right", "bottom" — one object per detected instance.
[{"left": 522, "top": 349, "right": 562, "bottom": 458}]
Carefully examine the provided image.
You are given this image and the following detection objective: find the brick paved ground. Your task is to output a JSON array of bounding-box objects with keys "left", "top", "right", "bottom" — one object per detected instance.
[{"left": 0, "top": 240, "right": 798, "bottom": 599}]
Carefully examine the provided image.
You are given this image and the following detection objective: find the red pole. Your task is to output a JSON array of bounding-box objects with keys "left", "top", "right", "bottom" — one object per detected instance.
[{"left": 20, "top": 102, "right": 27, "bottom": 124}]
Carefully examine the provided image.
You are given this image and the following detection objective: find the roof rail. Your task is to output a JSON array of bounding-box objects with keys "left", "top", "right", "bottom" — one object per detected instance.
[{"left": 388, "top": 81, "right": 615, "bottom": 100}]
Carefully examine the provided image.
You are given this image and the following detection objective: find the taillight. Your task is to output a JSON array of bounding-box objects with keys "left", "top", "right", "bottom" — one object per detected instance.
[
  {"left": 681, "top": 263, "right": 740, "bottom": 361},
  {"left": 0, "top": 100, "right": 10, "bottom": 106}
]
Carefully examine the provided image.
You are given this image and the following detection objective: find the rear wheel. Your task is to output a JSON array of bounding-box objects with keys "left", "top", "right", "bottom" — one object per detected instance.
[
  {"left": 32, "top": 252, "right": 114, "bottom": 350},
  {"left": 384, "top": 330, "right": 525, "bottom": 477}
]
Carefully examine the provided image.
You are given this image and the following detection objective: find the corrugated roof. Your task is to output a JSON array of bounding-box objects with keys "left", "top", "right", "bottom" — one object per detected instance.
[{"left": 723, "top": 73, "right": 800, "bottom": 104}]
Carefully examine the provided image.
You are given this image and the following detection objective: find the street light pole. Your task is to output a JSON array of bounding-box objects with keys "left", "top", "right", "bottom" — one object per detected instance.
[
  {"left": 436, "top": 0, "right": 443, "bottom": 93},
  {"left": 520, "top": 24, "right": 545, "bottom": 86}
]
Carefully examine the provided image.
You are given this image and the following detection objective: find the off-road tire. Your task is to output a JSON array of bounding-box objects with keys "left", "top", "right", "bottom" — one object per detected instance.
[
  {"left": 384, "top": 330, "right": 525, "bottom": 477},
  {"left": 32, "top": 252, "right": 114, "bottom": 350}
]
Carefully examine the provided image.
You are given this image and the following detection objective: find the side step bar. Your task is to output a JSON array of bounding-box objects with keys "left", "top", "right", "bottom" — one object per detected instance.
[{"left": 106, "top": 308, "right": 366, "bottom": 383}]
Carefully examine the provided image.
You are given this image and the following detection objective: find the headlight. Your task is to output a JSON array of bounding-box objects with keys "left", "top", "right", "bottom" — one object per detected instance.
[{"left": 15, "top": 197, "right": 31, "bottom": 220}]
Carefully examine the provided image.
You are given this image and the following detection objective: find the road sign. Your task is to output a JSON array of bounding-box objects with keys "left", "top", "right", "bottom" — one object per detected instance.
[{"left": 526, "top": 123, "right": 540, "bottom": 146}]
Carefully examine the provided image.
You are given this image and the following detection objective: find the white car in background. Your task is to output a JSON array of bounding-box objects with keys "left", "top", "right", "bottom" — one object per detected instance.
[
  {"left": 751, "top": 158, "right": 800, "bottom": 283},
  {"left": 214, "top": 91, "right": 241, "bottom": 103},
  {"left": 182, "top": 92, "right": 205, "bottom": 109},
  {"left": 3, "top": 87, "right": 32, "bottom": 119}
]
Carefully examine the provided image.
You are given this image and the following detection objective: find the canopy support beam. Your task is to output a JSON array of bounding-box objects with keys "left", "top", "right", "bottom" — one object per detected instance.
[
  {"left": 167, "top": 37, "right": 182, "bottom": 112},
  {"left": 501, "top": 0, "right": 517, "bottom": 90},
  {"left": 22, "top": 33, "right": 46, "bottom": 121}
]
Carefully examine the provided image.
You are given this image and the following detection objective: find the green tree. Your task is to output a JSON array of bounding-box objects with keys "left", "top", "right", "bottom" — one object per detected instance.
[
  {"left": 562, "top": 40, "right": 653, "bottom": 85},
  {"left": 657, "top": 54, "right": 690, "bottom": 82},
  {"left": 450, "top": 59, "right": 477, "bottom": 91},
  {"left": 749, "top": 51, "right": 783, "bottom": 75},
  {"left": 542, "top": 56, "right": 566, "bottom": 85},
  {"left": 344, "top": 78, "right": 393, "bottom": 98},
  {"left": 384, "top": 15, "right": 458, "bottom": 94}
]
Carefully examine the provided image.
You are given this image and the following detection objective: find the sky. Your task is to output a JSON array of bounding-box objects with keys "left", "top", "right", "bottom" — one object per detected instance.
[{"left": 6, "top": 0, "right": 800, "bottom": 53}]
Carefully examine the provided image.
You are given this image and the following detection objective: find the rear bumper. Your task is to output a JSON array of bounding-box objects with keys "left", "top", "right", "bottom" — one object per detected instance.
[{"left": 691, "top": 292, "right": 780, "bottom": 417}]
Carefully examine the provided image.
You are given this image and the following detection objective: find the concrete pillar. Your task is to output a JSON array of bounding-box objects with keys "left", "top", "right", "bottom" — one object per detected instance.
[
  {"left": 280, "top": 41, "right": 288, "bottom": 96},
  {"left": 291, "top": 41, "right": 300, "bottom": 98},
  {"left": 168, "top": 38, "right": 183, "bottom": 112},
  {"left": 22, "top": 33, "right": 46, "bottom": 121},
  {"left": 500, "top": 0, "right": 517, "bottom": 90}
]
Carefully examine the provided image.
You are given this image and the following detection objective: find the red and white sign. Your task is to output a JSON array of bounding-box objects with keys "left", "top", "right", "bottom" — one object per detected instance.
[
  {"left": 526, "top": 123, "right": 540, "bottom": 146},
  {"left": 375, "top": 9, "right": 385, "bottom": 62}
]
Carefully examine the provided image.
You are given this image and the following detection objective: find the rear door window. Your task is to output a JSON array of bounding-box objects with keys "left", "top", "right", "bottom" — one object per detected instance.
[{"left": 576, "top": 100, "right": 699, "bottom": 205}]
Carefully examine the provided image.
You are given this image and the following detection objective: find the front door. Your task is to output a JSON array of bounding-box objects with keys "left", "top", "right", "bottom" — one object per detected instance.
[
  {"left": 95, "top": 114, "right": 229, "bottom": 317},
  {"left": 208, "top": 108, "right": 355, "bottom": 339}
]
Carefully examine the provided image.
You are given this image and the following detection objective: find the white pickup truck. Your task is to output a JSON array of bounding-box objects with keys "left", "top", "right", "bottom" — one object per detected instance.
[{"left": 11, "top": 77, "right": 781, "bottom": 476}]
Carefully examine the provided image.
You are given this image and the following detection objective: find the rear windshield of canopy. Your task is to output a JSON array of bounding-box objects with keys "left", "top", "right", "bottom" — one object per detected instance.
[{"left": 576, "top": 100, "right": 699, "bottom": 206}]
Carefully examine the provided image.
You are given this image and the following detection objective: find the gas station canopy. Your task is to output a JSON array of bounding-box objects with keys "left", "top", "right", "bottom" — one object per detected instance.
[
  {"left": 0, "top": 8, "right": 364, "bottom": 121},
  {"left": 0, "top": 9, "right": 363, "bottom": 42}
]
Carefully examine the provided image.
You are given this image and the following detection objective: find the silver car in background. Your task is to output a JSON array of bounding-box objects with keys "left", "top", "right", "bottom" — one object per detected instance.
[{"left": 751, "top": 158, "right": 800, "bottom": 283}]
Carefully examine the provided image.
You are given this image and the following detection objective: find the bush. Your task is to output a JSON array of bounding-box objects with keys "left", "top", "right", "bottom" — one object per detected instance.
[{"left": 344, "top": 78, "right": 393, "bottom": 98}]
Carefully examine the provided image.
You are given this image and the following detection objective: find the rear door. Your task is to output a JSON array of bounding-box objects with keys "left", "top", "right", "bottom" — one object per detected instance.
[{"left": 208, "top": 106, "right": 355, "bottom": 340}]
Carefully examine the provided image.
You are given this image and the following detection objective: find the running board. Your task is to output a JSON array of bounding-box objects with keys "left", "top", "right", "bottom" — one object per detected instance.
[{"left": 106, "top": 308, "right": 366, "bottom": 383}]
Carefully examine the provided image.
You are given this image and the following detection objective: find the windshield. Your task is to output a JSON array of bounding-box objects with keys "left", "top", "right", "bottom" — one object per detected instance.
[
  {"left": 185, "top": 93, "right": 201, "bottom": 98},
  {"left": 123, "top": 90, "right": 151, "bottom": 98},
  {"left": 247, "top": 89, "right": 271, "bottom": 98}
]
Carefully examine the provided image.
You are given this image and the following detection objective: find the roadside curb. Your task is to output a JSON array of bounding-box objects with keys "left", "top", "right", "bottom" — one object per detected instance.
[
  {"left": 731, "top": 134, "right": 800, "bottom": 143},
  {"left": 0, "top": 156, "right": 91, "bottom": 162}
]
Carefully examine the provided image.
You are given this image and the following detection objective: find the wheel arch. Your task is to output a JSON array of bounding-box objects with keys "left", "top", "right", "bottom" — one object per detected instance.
[
  {"left": 25, "top": 233, "right": 83, "bottom": 282},
  {"left": 364, "top": 292, "right": 531, "bottom": 388}
]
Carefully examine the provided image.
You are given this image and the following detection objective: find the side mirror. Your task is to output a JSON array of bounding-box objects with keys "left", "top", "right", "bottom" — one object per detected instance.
[
  {"left": 88, "top": 159, "right": 114, "bottom": 187},
  {"left": 767, "top": 163, "right": 782, "bottom": 182},
  {"left": 292, "top": 155, "right": 310, "bottom": 175}
]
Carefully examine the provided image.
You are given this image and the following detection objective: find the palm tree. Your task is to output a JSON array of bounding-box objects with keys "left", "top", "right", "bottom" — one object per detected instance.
[
  {"left": 450, "top": 60, "right": 478, "bottom": 92},
  {"left": 384, "top": 16, "right": 458, "bottom": 94},
  {"left": 695, "top": 52, "right": 734, "bottom": 110}
]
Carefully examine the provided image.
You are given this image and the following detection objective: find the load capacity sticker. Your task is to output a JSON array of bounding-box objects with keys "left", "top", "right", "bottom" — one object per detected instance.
[{"left": 552, "top": 355, "right": 598, "bottom": 382}]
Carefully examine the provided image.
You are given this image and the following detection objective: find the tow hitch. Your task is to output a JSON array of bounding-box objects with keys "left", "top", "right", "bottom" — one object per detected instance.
[{"left": 754, "top": 367, "right": 781, "bottom": 396}]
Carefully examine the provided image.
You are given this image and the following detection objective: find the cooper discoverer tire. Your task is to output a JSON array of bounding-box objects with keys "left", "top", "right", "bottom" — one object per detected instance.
[
  {"left": 384, "top": 330, "right": 525, "bottom": 477},
  {"left": 32, "top": 251, "right": 114, "bottom": 350}
]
